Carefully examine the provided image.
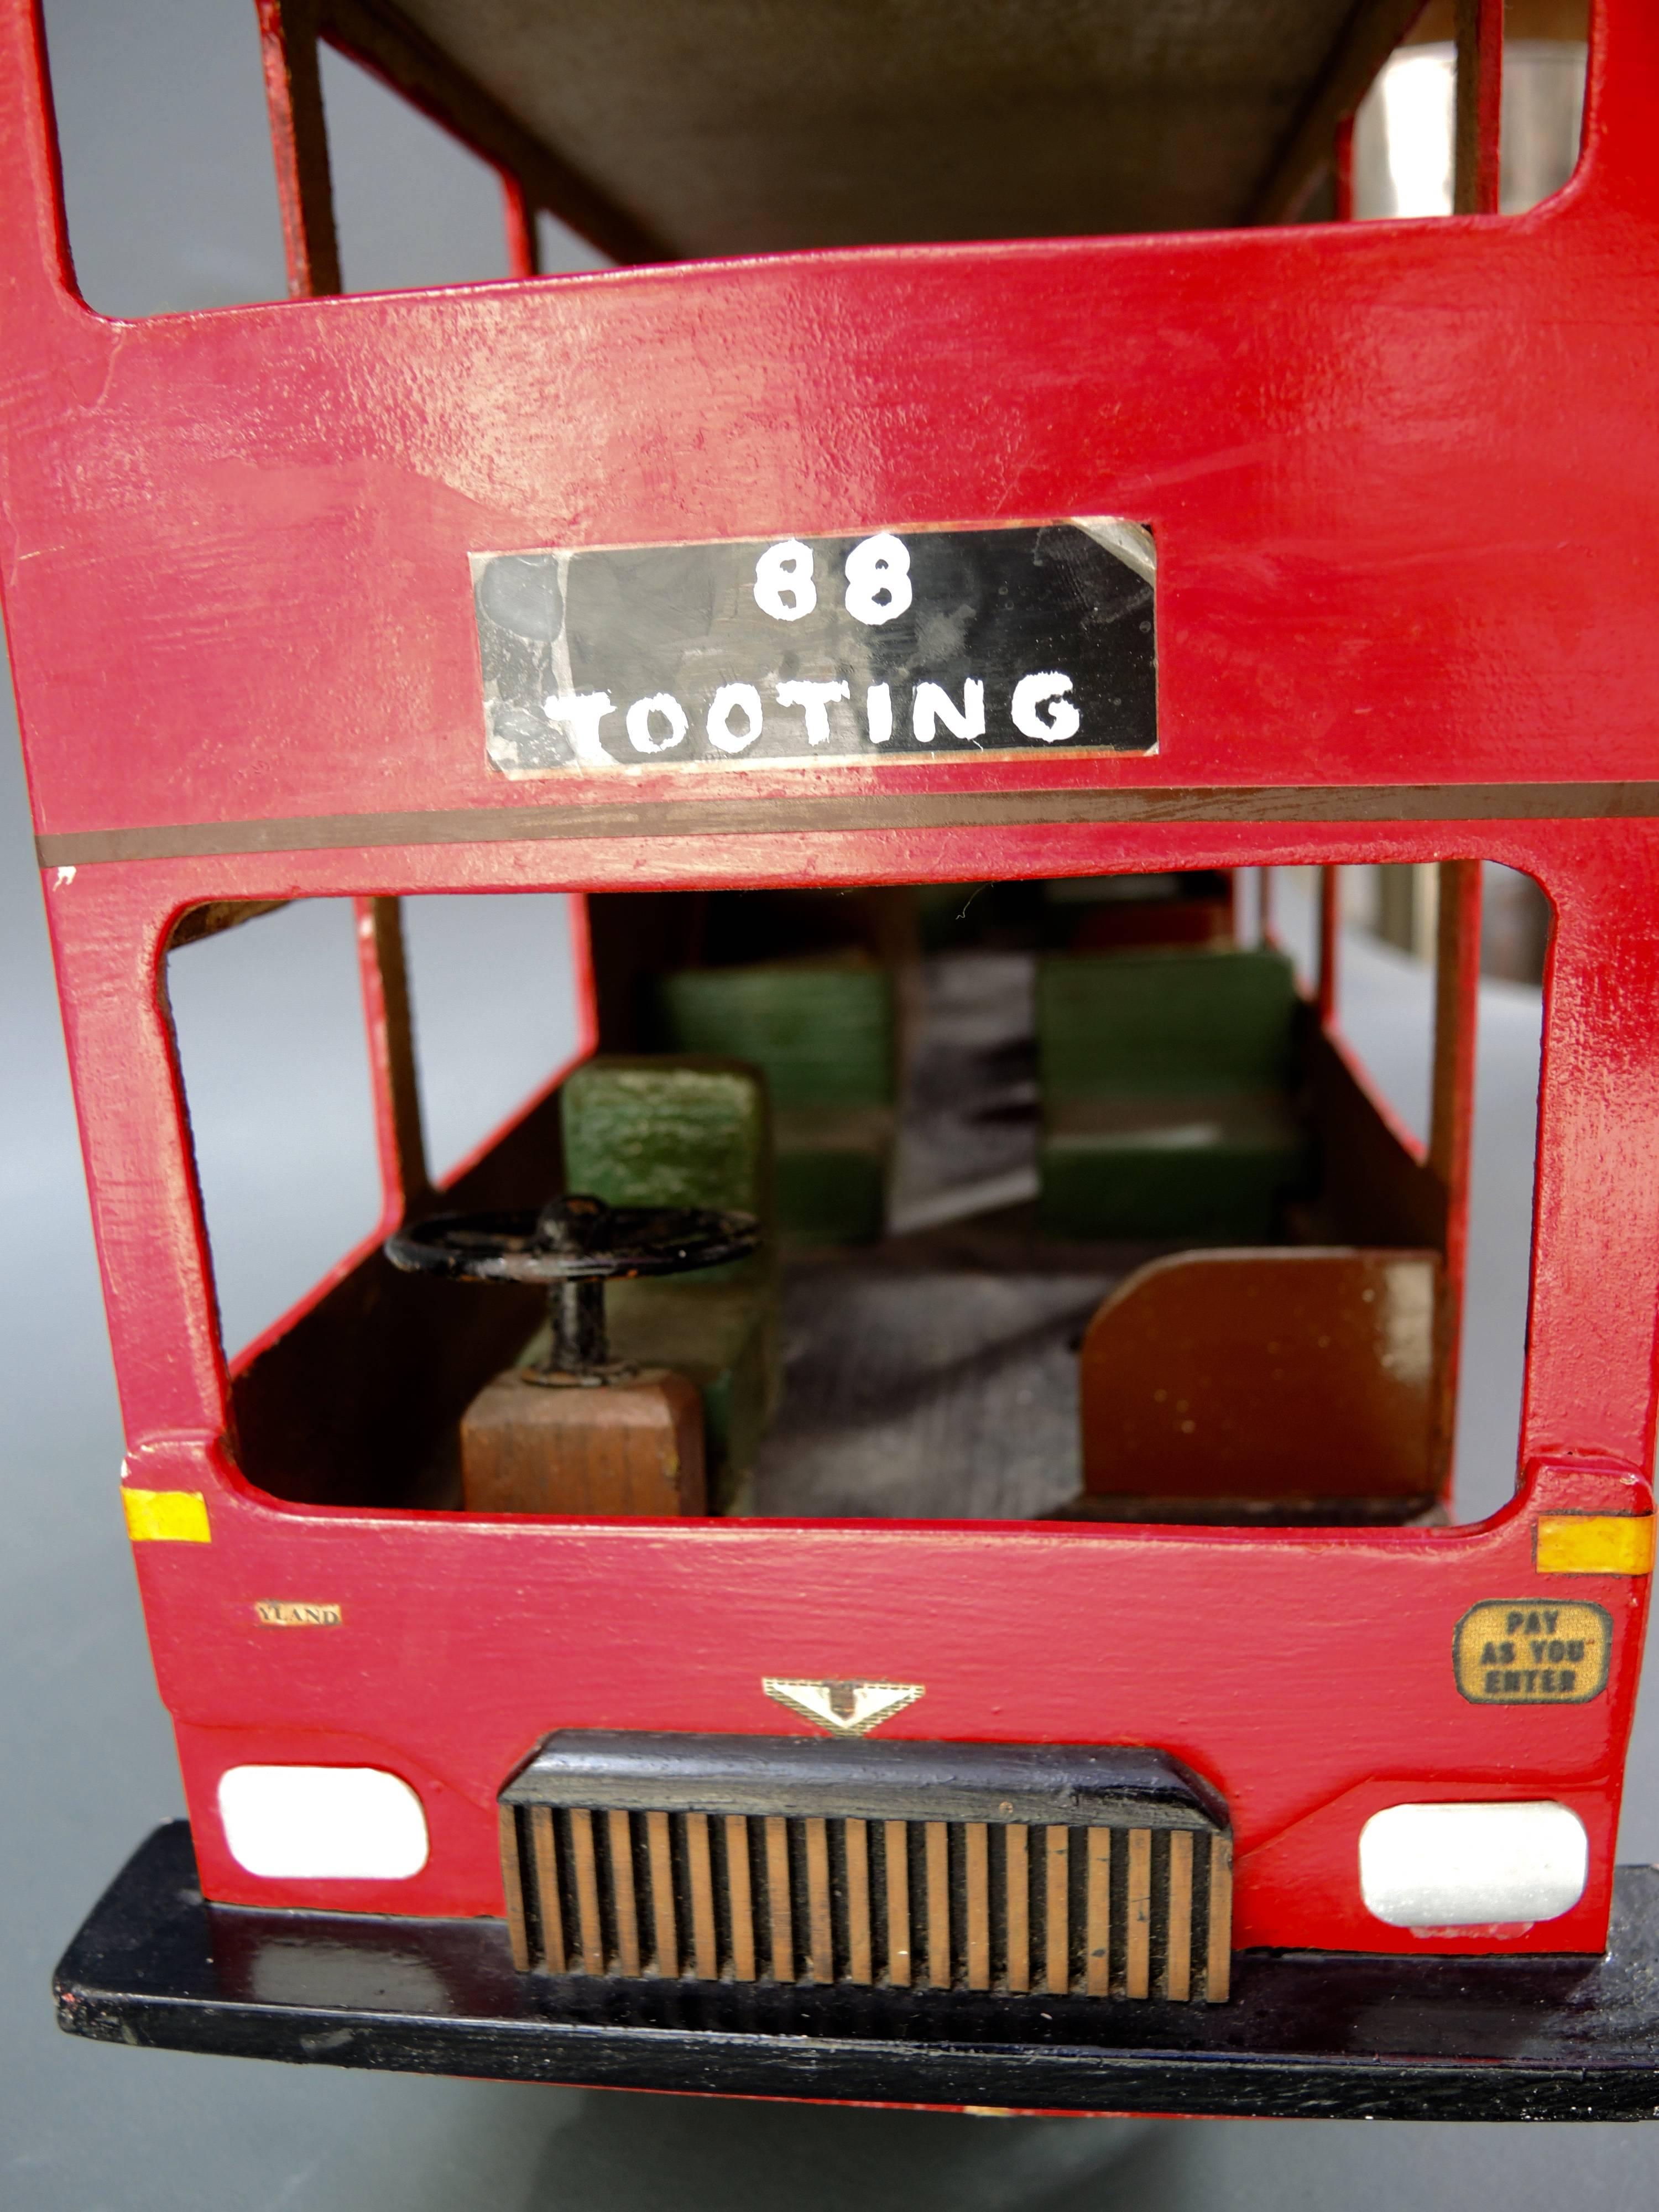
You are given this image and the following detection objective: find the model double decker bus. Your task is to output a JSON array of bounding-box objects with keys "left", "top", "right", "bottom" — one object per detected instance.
[{"left": 6, "top": 0, "right": 1659, "bottom": 2119}]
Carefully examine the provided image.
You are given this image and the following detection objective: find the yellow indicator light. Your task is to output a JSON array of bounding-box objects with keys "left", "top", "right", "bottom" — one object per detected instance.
[
  {"left": 1536, "top": 1515, "right": 1655, "bottom": 1576},
  {"left": 123, "top": 1488, "right": 211, "bottom": 1544}
]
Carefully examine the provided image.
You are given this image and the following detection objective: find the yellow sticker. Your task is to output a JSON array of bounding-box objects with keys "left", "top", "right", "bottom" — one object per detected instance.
[
  {"left": 254, "top": 1600, "right": 342, "bottom": 1627},
  {"left": 1536, "top": 1515, "right": 1655, "bottom": 1575},
  {"left": 123, "top": 1488, "right": 210, "bottom": 1543},
  {"left": 1454, "top": 1600, "right": 1610, "bottom": 1703}
]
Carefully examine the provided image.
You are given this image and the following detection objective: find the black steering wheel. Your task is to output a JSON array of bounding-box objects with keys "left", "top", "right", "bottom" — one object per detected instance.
[{"left": 385, "top": 1192, "right": 760, "bottom": 1383}]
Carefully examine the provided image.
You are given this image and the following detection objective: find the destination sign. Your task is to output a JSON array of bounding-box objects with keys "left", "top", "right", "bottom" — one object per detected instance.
[{"left": 472, "top": 518, "right": 1156, "bottom": 776}]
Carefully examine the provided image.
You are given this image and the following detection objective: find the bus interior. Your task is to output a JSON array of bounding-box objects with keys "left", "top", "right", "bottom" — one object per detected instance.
[{"left": 182, "top": 862, "right": 1498, "bottom": 1535}]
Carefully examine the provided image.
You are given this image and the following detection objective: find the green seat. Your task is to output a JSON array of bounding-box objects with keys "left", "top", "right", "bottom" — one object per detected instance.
[
  {"left": 1037, "top": 948, "right": 1311, "bottom": 1238},
  {"left": 559, "top": 1057, "right": 780, "bottom": 1512},
  {"left": 658, "top": 959, "right": 895, "bottom": 1243}
]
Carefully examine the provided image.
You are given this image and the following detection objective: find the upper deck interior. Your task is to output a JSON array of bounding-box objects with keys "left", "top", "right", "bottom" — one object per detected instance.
[{"left": 389, "top": 0, "right": 1386, "bottom": 253}]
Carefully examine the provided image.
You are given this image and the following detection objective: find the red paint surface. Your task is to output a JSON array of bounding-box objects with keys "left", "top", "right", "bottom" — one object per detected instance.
[{"left": 2, "top": 0, "right": 1657, "bottom": 1959}]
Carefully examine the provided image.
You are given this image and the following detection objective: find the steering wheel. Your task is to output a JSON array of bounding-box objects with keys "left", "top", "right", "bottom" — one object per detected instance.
[{"left": 385, "top": 1192, "right": 760, "bottom": 1383}]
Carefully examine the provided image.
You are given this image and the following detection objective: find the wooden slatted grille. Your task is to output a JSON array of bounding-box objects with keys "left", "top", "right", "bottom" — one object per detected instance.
[{"left": 501, "top": 1804, "right": 1232, "bottom": 2001}]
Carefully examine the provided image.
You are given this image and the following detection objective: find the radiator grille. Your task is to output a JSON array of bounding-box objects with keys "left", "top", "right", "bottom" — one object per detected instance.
[{"left": 500, "top": 1804, "right": 1231, "bottom": 2001}]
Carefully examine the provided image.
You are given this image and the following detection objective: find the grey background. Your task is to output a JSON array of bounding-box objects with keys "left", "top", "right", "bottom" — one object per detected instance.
[{"left": 2, "top": 2, "right": 1656, "bottom": 2201}]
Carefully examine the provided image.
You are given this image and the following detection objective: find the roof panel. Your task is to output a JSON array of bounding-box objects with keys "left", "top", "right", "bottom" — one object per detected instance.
[{"left": 394, "top": 0, "right": 1366, "bottom": 251}]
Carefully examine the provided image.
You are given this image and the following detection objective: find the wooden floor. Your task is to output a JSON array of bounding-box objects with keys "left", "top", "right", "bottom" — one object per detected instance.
[
  {"left": 755, "top": 954, "right": 1161, "bottom": 1521},
  {"left": 752, "top": 1233, "right": 1128, "bottom": 1521}
]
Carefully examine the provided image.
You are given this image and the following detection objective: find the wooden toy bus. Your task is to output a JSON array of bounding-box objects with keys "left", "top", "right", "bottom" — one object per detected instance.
[{"left": 7, "top": 0, "right": 1659, "bottom": 2119}]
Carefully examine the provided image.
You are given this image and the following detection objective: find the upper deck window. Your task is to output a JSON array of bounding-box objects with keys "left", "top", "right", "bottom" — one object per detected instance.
[
  {"left": 316, "top": 40, "right": 510, "bottom": 293},
  {"left": 38, "top": 0, "right": 605, "bottom": 317},
  {"left": 36, "top": 0, "right": 1594, "bottom": 322},
  {"left": 1353, "top": 6, "right": 1588, "bottom": 221},
  {"left": 165, "top": 899, "right": 382, "bottom": 1355}
]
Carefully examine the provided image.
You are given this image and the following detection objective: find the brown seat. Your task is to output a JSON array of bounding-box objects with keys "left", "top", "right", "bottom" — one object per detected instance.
[{"left": 1063, "top": 1248, "right": 1443, "bottom": 1525}]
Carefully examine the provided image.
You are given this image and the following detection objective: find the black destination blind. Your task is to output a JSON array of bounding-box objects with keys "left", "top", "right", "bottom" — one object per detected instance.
[{"left": 473, "top": 519, "right": 1156, "bottom": 775}]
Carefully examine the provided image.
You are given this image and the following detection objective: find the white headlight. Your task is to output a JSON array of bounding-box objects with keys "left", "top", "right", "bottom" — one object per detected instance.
[
  {"left": 1359, "top": 1800, "right": 1587, "bottom": 1928},
  {"left": 218, "top": 1765, "right": 429, "bottom": 1880}
]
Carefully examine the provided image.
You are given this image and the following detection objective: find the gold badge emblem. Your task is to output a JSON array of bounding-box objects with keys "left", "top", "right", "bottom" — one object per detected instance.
[
  {"left": 1454, "top": 1600, "right": 1610, "bottom": 1703},
  {"left": 762, "top": 1678, "right": 925, "bottom": 1735}
]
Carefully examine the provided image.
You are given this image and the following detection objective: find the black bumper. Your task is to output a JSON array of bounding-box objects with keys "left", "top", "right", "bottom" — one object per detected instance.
[{"left": 53, "top": 1823, "right": 1659, "bottom": 2121}]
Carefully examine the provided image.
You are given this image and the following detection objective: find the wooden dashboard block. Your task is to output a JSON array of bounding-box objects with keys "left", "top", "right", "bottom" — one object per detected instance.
[{"left": 460, "top": 1367, "right": 705, "bottom": 1518}]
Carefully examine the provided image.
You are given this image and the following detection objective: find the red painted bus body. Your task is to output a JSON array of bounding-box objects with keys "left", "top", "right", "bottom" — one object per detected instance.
[{"left": 2, "top": 0, "right": 1657, "bottom": 1993}]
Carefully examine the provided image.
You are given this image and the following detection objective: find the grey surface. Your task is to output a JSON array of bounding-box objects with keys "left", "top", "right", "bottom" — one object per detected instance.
[
  {"left": 166, "top": 893, "right": 585, "bottom": 1353},
  {"left": 889, "top": 950, "right": 1040, "bottom": 1229},
  {"left": 755, "top": 1259, "right": 1107, "bottom": 1518},
  {"left": 40, "top": 0, "right": 602, "bottom": 318},
  {"left": 1272, "top": 867, "right": 1546, "bottom": 1529},
  {"left": 3, "top": 2, "right": 1658, "bottom": 2202}
]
